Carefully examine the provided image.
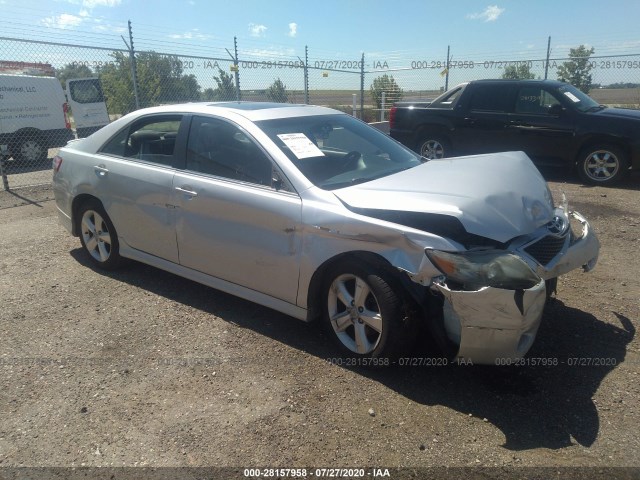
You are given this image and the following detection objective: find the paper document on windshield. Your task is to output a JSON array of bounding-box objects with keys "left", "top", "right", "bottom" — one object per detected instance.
[
  {"left": 277, "top": 133, "right": 325, "bottom": 159},
  {"left": 563, "top": 91, "right": 581, "bottom": 103}
]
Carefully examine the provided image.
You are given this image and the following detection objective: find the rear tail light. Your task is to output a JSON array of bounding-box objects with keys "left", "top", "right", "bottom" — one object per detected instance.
[
  {"left": 53, "top": 155, "right": 63, "bottom": 173},
  {"left": 63, "top": 103, "right": 71, "bottom": 130},
  {"left": 389, "top": 106, "right": 397, "bottom": 129}
]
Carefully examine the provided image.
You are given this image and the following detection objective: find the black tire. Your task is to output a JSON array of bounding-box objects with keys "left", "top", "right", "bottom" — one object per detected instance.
[
  {"left": 577, "top": 144, "right": 629, "bottom": 186},
  {"left": 545, "top": 277, "right": 557, "bottom": 304},
  {"left": 78, "top": 200, "right": 123, "bottom": 270},
  {"left": 416, "top": 134, "right": 450, "bottom": 159},
  {"left": 15, "top": 136, "right": 47, "bottom": 163},
  {"left": 322, "top": 259, "right": 416, "bottom": 360}
]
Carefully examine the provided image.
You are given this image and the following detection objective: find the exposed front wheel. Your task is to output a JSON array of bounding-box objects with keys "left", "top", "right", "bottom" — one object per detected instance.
[
  {"left": 323, "top": 260, "right": 415, "bottom": 359},
  {"left": 78, "top": 201, "right": 123, "bottom": 270},
  {"left": 577, "top": 145, "right": 629, "bottom": 186}
]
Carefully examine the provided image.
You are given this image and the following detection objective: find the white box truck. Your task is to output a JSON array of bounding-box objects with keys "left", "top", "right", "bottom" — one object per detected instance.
[{"left": 0, "top": 74, "right": 74, "bottom": 162}]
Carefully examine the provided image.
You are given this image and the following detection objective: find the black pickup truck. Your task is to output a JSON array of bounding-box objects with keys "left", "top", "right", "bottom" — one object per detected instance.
[{"left": 389, "top": 79, "right": 640, "bottom": 185}]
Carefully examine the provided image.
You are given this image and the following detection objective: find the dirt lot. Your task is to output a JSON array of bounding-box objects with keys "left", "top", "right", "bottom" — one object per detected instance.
[
  {"left": 0, "top": 172, "right": 639, "bottom": 479},
  {"left": 590, "top": 88, "right": 640, "bottom": 108}
]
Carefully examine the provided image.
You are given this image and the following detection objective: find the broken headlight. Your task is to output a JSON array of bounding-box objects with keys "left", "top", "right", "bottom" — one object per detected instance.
[{"left": 425, "top": 249, "right": 541, "bottom": 290}]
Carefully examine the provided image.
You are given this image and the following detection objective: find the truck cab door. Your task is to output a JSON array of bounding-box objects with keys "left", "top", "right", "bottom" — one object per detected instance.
[
  {"left": 505, "top": 86, "right": 576, "bottom": 167},
  {"left": 453, "top": 84, "right": 518, "bottom": 156},
  {"left": 66, "top": 78, "right": 110, "bottom": 138}
]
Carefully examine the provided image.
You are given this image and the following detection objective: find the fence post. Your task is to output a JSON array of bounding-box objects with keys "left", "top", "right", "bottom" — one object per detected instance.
[
  {"left": 234, "top": 36, "right": 241, "bottom": 101},
  {"left": 360, "top": 53, "right": 365, "bottom": 120},
  {"left": 0, "top": 156, "right": 9, "bottom": 191},
  {"left": 127, "top": 20, "right": 140, "bottom": 110},
  {"left": 544, "top": 36, "right": 551, "bottom": 80},
  {"left": 445, "top": 45, "right": 450, "bottom": 91},
  {"left": 380, "top": 92, "right": 386, "bottom": 122},
  {"left": 304, "top": 45, "right": 309, "bottom": 104}
]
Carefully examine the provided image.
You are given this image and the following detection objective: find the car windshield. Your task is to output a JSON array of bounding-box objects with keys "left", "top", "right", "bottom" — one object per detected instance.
[
  {"left": 556, "top": 84, "right": 601, "bottom": 112},
  {"left": 256, "top": 114, "right": 422, "bottom": 190}
]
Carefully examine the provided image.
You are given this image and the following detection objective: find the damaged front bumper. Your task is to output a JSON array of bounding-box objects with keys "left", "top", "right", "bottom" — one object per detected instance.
[
  {"left": 434, "top": 280, "right": 546, "bottom": 364},
  {"left": 419, "top": 210, "right": 599, "bottom": 365}
]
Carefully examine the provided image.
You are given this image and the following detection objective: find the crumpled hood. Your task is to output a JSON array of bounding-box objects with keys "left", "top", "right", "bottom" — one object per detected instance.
[{"left": 333, "top": 151, "right": 554, "bottom": 243}]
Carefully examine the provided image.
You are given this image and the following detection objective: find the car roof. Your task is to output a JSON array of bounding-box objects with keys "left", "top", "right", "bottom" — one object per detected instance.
[
  {"left": 469, "top": 79, "right": 566, "bottom": 87},
  {"left": 127, "top": 102, "right": 343, "bottom": 122}
]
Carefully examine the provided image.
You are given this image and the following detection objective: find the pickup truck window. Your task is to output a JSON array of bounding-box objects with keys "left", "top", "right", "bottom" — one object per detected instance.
[
  {"left": 468, "top": 85, "right": 513, "bottom": 112},
  {"left": 431, "top": 86, "right": 463, "bottom": 108},
  {"left": 515, "top": 87, "right": 561, "bottom": 115}
]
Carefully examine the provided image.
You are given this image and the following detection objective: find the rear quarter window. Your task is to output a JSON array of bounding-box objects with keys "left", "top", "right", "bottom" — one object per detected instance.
[
  {"left": 99, "top": 116, "right": 182, "bottom": 166},
  {"left": 430, "top": 86, "right": 464, "bottom": 108}
]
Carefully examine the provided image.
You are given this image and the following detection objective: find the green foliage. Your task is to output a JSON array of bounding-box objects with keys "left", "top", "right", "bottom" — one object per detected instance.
[
  {"left": 99, "top": 51, "right": 202, "bottom": 114},
  {"left": 557, "top": 45, "right": 595, "bottom": 93},
  {"left": 265, "top": 78, "right": 288, "bottom": 103},
  {"left": 205, "top": 69, "right": 237, "bottom": 101},
  {"left": 502, "top": 64, "right": 535, "bottom": 80},
  {"left": 201, "top": 88, "right": 217, "bottom": 101},
  {"left": 369, "top": 74, "right": 403, "bottom": 109},
  {"left": 56, "top": 63, "right": 94, "bottom": 87}
]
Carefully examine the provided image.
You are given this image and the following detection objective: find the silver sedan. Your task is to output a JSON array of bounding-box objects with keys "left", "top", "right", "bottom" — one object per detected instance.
[{"left": 53, "top": 102, "right": 600, "bottom": 364}]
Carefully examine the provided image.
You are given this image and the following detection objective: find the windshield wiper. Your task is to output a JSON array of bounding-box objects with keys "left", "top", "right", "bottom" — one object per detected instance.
[{"left": 586, "top": 105, "right": 606, "bottom": 112}]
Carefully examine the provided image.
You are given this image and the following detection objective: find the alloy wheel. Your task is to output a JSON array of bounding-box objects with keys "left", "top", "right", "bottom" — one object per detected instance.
[{"left": 327, "top": 273, "right": 383, "bottom": 354}]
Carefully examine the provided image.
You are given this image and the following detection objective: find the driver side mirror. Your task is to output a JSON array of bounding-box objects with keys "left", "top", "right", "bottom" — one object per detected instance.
[
  {"left": 548, "top": 104, "right": 565, "bottom": 116},
  {"left": 271, "top": 170, "right": 285, "bottom": 191}
]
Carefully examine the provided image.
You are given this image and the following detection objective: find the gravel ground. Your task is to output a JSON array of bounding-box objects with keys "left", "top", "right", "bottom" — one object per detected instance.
[{"left": 0, "top": 173, "right": 639, "bottom": 479}]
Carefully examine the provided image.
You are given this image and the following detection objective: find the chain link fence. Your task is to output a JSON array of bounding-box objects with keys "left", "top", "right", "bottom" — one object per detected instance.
[{"left": 1, "top": 33, "right": 639, "bottom": 190}]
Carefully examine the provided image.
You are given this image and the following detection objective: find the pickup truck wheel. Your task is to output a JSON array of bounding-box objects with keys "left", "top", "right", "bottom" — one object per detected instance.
[
  {"left": 577, "top": 145, "right": 629, "bottom": 186},
  {"left": 15, "top": 137, "right": 47, "bottom": 163},
  {"left": 323, "top": 260, "right": 415, "bottom": 360},
  {"left": 417, "top": 137, "right": 449, "bottom": 159}
]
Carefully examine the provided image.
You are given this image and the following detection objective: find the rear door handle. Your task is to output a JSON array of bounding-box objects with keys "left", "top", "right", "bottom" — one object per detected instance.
[
  {"left": 508, "top": 122, "right": 539, "bottom": 130},
  {"left": 94, "top": 165, "right": 109, "bottom": 177},
  {"left": 175, "top": 186, "right": 198, "bottom": 197}
]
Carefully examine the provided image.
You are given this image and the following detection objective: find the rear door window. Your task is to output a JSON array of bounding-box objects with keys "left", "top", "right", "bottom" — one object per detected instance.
[
  {"left": 68, "top": 78, "right": 105, "bottom": 104},
  {"left": 468, "top": 84, "right": 515, "bottom": 112}
]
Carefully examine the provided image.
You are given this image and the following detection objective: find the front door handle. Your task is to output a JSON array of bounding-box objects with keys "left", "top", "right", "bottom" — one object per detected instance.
[
  {"left": 94, "top": 165, "right": 109, "bottom": 177},
  {"left": 175, "top": 186, "right": 198, "bottom": 197}
]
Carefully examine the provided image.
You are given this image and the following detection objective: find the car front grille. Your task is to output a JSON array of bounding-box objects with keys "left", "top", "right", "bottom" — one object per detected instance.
[{"left": 524, "top": 235, "right": 567, "bottom": 266}]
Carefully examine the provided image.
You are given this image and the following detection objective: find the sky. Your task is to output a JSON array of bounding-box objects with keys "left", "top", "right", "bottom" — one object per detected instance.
[{"left": 1, "top": 0, "right": 640, "bottom": 90}]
